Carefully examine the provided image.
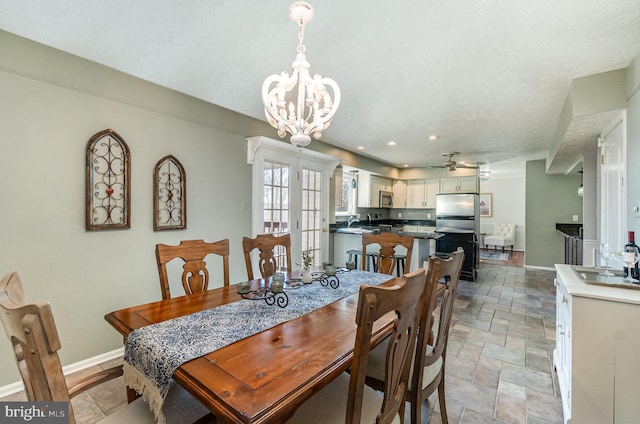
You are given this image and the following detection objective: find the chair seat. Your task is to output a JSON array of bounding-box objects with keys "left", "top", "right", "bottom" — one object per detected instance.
[
  {"left": 484, "top": 235, "right": 514, "bottom": 246},
  {"left": 286, "top": 373, "right": 400, "bottom": 424},
  {"left": 100, "top": 380, "right": 210, "bottom": 424}
]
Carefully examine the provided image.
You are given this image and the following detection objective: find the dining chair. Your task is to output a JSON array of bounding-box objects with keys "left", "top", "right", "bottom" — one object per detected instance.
[
  {"left": 362, "top": 232, "right": 414, "bottom": 276},
  {"left": 286, "top": 268, "right": 434, "bottom": 424},
  {"left": 364, "top": 249, "right": 465, "bottom": 424},
  {"left": 155, "top": 238, "right": 230, "bottom": 300},
  {"left": 0, "top": 271, "right": 213, "bottom": 424},
  {"left": 242, "top": 233, "right": 292, "bottom": 280}
]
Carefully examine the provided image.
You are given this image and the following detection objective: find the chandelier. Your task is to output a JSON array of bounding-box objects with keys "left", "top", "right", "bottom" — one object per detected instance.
[{"left": 261, "top": 2, "right": 341, "bottom": 149}]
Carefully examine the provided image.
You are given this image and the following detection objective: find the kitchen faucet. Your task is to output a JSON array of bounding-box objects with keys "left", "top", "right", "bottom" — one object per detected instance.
[
  {"left": 367, "top": 213, "right": 372, "bottom": 225},
  {"left": 347, "top": 215, "right": 359, "bottom": 227}
]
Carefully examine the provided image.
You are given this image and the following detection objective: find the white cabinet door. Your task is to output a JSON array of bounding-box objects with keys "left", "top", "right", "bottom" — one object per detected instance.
[
  {"left": 392, "top": 180, "right": 407, "bottom": 208},
  {"left": 356, "top": 170, "right": 371, "bottom": 207},
  {"left": 439, "top": 178, "right": 458, "bottom": 193},
  {"left": 425, "top": 180, "right": 439, "bottom": 208},
  {"left": 369, "top": 175, "right": 381, "bottom": 207},
  {"left": 554, "top": 276, "right": 572, "bottom": 422},
  {"left": 458, "top": 177, "right": 479, "bottom": 192},
  {"left": 407, "top": 180, "right": 425, "bottom": 208},
  {"left": 440, "top": 177, "right": 479, "bottom": 193},
  {"left": 407, "top": 179, "right": 439, "bottom": 208}
]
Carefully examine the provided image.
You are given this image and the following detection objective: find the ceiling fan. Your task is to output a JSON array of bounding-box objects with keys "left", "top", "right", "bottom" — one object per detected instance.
[{"left": 430, "top": 152, "right": 479, "bottom": 171}]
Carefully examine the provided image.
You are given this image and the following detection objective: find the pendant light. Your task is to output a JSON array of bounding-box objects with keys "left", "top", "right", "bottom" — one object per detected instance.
[
  {"left": 351, "top": 170, "right": 358, "bottom": 189},
  {"left": 577, "top": 170, "right": 584, "bottom": 197},
  {"left": 261, "top": 2, "right": 341, "bottom": 149}
]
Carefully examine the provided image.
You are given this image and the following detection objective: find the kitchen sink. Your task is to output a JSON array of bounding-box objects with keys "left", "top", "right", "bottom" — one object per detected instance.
[
  {"left": 336, "top": 227, "right": 379, "bottom": 235},
  {"left": 572, "top": 265, "right": 640, "bottom": 289}
]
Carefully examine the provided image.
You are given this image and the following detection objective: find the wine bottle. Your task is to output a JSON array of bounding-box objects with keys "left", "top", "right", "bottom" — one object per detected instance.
[{"left": 623, "top": 231, "right": 640, "bottom": 280}]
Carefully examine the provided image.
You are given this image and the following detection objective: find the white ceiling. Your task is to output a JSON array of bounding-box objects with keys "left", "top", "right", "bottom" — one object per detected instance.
[{"left": 1, "top": 0, "right": 639, "bottom": 172}]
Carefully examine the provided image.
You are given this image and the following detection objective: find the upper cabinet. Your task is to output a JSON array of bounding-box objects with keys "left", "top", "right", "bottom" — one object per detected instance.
[
  {"left": 392, "top": 180, "right": 407, "bottom": 208},
  {"left": 357, "top": 172, "right": 393, "bottom": 207},
  {"left": 440, "top": 176, "right": 479, "bottom": 193},
  {"left": 407, "top": 179, "right": 439, "bottom": 208}
]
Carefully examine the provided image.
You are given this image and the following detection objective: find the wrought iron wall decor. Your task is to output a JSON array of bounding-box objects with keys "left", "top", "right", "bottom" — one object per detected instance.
[
  {"left": 85, "top": 129, "right": 131, "bottom": 230},
  {"left": 153, "top": 155, "right": 186, "bottom": 230}
]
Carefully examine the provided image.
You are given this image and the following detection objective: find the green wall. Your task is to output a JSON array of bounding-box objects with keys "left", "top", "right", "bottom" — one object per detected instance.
[{"left": 525, "top": 160, "right": 583, "bottom": 267}]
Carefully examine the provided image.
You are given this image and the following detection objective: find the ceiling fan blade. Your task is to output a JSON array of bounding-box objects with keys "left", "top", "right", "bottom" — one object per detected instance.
[{"left": 457, "top": 164, "right": 478, "bottom": 169}]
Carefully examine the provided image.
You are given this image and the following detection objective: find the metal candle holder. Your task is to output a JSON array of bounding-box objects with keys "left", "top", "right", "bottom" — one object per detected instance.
[
  {"left": 319, "top": 274, "right": 339, "bottom": 289},
  {"left": 241, "top": 288, "right": 289, "bottom": 308}
]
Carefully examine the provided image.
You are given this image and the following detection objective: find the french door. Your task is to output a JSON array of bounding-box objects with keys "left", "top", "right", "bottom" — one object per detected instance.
[{"left": 249, "top": 137, "right": 338, "bottom": 271}]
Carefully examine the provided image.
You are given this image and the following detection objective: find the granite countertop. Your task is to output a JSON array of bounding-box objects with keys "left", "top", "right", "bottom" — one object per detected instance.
[{"left": 556, "top": 223, "right": 583, "bottom": 238}]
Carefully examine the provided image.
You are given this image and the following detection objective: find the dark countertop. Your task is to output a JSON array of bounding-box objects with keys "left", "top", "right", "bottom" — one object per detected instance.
[
  {"left": 330, "top": 219, "right": 435, "bottom": 232},
  {"left": 556, "top": 223, "right": 582, "bottom": 238}
]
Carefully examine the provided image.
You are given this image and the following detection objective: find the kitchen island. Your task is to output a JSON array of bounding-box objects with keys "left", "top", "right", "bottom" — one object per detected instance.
[{"left": 332, "top": 225, "right": 443, "bottom": 273}]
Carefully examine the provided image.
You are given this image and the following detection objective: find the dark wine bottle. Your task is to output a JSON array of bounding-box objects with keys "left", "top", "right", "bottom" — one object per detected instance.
[{"left": 623, "top": 231, "right": 640, "bottom": 281}]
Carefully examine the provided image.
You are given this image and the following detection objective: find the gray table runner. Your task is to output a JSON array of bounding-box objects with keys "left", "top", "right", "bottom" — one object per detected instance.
[{"left": 123, "top": 270, "right": 392, "bottom": 423}]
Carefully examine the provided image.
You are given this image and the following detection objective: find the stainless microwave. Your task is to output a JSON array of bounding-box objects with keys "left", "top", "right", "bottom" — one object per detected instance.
[{"left": 379, "top": 191, "right": 393, "bottom": 208}]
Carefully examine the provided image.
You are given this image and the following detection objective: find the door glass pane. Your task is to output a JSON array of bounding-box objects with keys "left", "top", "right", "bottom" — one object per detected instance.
[
  {"left": 263, "top": 161, "right": 290, "bottom": 269},
  {"left": 301, "top": 168, "right": 321, "bottom": 266}
]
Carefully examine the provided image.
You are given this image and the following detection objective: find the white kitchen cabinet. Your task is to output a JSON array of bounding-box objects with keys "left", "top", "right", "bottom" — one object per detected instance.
[
  {"left": 392, "top": 180, "right": 407, "bottom": 208},
  {"left": 358, "top": 173, "right": 393, "bottom": 207},
  {"left": 554, "top": 265, "right": 640, "bottom": 423},
  {"left": 407, "top": 179, "right": 439, "bottom": 208},
  {"left": 439, "top": 176, "right": 479, "bottom": 193}
]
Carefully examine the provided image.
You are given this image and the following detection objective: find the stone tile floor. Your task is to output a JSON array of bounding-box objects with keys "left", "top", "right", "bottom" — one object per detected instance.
[{"left": 1, "top": 262, "right": 564, "bottom": 423}]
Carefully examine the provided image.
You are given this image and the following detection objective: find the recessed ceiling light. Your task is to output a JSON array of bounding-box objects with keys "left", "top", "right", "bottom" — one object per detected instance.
[
  {"left": 428, "top": 135, "right": 438, "bottom": 141},
  {"left": 403, "top": 164, "right": 409, "bottom": 167},
  {"left": 357, "top": 146, "right": 365, "bottom": 150},
  {"left": 387, "top": 141, "right": 397, "bottom": 146}
]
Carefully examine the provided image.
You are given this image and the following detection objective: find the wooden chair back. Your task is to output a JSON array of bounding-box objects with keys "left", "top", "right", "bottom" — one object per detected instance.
[
  {"left": 0, "top": 272, "right": 77, "bottom": 422},
  {"left": 348, "top": 269, "right": 432, "bottom": 424},
  {"left": 361, "top": 232, "right": 414, "bottom": 275},
  {"left": 242, "top": 233, "right": 292, "bottom": 280},
  {"left": 410, "top": 248, "right": 464, "bottom": 424},
  {"left": 155, "top": 238, "right": 230, "bottom": 300}
]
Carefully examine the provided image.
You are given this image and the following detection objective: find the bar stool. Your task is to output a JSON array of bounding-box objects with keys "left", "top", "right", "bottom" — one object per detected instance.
[{"left": 347, "top": 249, "right": 377, "bottom": 272}]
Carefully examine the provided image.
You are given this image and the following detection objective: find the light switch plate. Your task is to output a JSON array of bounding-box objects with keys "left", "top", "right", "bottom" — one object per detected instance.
[
  {"left": 572, "top": 215, "right": 579, "bottom": 222},
  {"left": 634, "top": 201, "right": 640, "bottom": 218}
]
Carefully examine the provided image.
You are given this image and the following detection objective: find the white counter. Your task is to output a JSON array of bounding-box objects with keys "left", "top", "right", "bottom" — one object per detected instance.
[{"left": 554, "top": 264, "right": 640, "bottom": 423}]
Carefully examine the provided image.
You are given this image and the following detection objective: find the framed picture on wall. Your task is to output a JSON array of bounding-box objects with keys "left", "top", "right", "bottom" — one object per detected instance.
[{"left": 480, "top": 193, "right": 492, "bottom": 217}]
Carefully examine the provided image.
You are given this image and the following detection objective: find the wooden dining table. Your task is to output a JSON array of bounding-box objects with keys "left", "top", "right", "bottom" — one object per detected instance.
[{"left": 104, "top": 271, "right": 397, "bottom": 424}]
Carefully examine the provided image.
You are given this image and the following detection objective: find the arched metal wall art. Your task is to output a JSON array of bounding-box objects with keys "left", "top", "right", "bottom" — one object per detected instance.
[
  {"left": 153, "top": 155, "right": 186, "bottom": 230},
  {"left": 85, "top": 129, "right": 131, "bottom": 230}
]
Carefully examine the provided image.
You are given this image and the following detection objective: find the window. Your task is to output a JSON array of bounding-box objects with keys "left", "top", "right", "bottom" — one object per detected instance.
[{"left": 335, "top": 171, "right": 357, "bottom": 216}]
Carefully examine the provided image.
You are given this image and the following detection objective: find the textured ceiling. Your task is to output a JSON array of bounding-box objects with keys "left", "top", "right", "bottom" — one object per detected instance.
[{"left": 1, "top": 0, "right": 639, "bottom": 172}]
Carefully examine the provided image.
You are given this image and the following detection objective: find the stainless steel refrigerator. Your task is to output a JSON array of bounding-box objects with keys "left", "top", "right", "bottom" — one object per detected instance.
[{"left": 435, "top": 193, "right": 479, "bottom": 281}]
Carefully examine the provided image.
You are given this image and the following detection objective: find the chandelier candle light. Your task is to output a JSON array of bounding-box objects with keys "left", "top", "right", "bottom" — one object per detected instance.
[{"left": 262, "top": 2, "right": 341, "bottom": 149}]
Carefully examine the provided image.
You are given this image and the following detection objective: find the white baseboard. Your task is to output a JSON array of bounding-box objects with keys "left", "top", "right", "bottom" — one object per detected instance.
[
  {"left": 524, "top": 265, "right": 556, "bottom": 271},
  {"left": 0, "top": 347, "right": 124, "bottom": 398}
]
